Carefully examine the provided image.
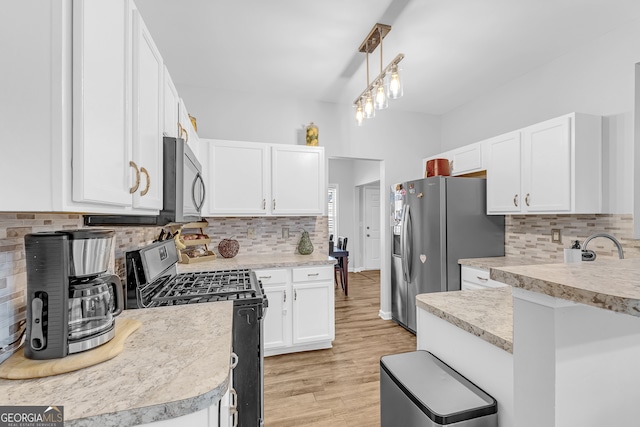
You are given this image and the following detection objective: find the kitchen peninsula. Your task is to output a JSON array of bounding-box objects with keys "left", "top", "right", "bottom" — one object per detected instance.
[
  {"left": 0, "top": 302, "right": 234, "bottom": 427},
  {"left": 417, "top": 258, "right": 640, "bottom": 427}
]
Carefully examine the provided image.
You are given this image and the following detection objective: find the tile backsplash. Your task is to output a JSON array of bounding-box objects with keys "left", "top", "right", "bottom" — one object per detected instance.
[
  {"left": 0, "top": 213, "right": 327, "bottom": 363},
  {"left": 505, "top": 214, "right": 640, "bottom": 261}
]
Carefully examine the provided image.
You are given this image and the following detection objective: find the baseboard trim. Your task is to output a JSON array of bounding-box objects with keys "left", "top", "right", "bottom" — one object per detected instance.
[{"left": 378, "top": 310, "right": 392, "bottom": 320}]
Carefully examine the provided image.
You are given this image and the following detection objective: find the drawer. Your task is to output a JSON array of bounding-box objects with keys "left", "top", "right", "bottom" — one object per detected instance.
[
  {"left": 254, "top": 268, "right": 288, "bottom": 285},
  {"left": 461, "top": 265, "right": 508, "bottom": 289},
  {"left": 292, "top": 265, "right": 333, "bottom": 283},
  {"left": 461, "top": 266, "right": 490, "bottom": 286}
]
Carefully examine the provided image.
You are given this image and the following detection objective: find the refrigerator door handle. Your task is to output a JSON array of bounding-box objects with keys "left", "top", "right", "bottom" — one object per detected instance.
[
  {"left": 402, "top": 205, "right": 412, "bottom": 282},
  {"left": 405, "top": 205, "right": 413, "bottom": 280}
]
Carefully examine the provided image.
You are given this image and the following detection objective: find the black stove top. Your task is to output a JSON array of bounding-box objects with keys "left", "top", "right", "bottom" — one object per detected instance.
[{"left": 125, "top": 241, "right": 265, "bottom": 309}]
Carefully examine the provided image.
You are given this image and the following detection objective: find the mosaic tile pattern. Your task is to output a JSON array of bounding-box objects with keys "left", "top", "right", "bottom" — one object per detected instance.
[
  {"left": 0, "top": 213, "right": 327, "bottom": 363},
  {"left": 505, "top": 214, "right": 640, "bottom": 261}
]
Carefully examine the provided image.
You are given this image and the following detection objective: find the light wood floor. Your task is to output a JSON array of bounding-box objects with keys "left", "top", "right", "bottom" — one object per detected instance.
[{"left": 263, "top": 270, "right": 417, "bottom": 426}]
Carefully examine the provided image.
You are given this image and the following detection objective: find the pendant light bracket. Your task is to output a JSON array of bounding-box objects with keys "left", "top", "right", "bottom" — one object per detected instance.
[{"left": 358, "top": 23, "right": 392, "bottom": 53}]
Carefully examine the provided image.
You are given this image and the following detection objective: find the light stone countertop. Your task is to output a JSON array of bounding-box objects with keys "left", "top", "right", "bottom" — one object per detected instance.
[
  {"left": 0, "top": 302, "right": 234, "bottom": 427},
  {"left": 416, "top": 287, "right": 513, "bottom": 353},
  {"left": 178, "top": 253, "right": 336, "bottom": 273},
  {"left": 491, "top": 258, "right": 640, "bottom": 317},
  {"left": 458, "top": 256, "right": 560, "bottom": 270}
]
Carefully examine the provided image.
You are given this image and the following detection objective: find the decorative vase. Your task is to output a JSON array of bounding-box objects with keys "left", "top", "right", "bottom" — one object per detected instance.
[
  {"left": 218, "top": 238, "right": 239, "bottom": 258},
  {"left": 297, "top": 230, "right": 314, "bottom": 255},
  {"left": 305, "top": 122, "right": 319, "bottom": 146}
]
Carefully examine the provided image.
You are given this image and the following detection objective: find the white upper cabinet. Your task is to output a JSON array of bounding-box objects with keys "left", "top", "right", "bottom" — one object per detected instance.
[
  {"left": 271, "top": 145, "right": 325, "bottom": 215},
  {"left": 207, "top": 140, "right": 270, "bottom": 215},
  {"left": 486, "top": 113, "right": 601, "bottom": 214},
  {"left": 72, "top": 0, "right": 132, "bottom": 207},
  {"left": 485, "top": 132, "right": 522, "bottom": 213},
  {"left": 131, "top": 6, "right": 163, "bottom": 210},
  {"left": 205, "top": 140, "right": 326, "bottom": 216},
  {"left": 163, "top": 66, "right": 179, "bottom": 138},
  {"left": 449, "top": 142, "right": 483, "bottom": 176}
]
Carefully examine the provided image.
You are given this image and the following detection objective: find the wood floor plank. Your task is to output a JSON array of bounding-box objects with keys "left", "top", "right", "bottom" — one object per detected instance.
[{"left": 264, "top": 270, "right": 416, "bottom": 426}]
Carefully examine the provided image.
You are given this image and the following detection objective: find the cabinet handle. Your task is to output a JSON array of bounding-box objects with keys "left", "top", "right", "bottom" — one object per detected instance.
[
  {"left": 259, "top": 275, "right": 271, "bottom": 280},
  {"left": 307, "top": 273, "right": 319, "bottom": 277},
  {"left": 230, "top": 352, "right": 239, "bottom": 369},
  {"left": 513, "top": 194, "right": 518, "bottom": 207},
  {"left": 140, "top": 167, "right": 150, "bottom": 196},
  {"left": 262, "top": 198, "right": 266, "bottom": 210},
  {"left": 283, "top": 290, "right": 286, "bottom": 303},
  {"left": 230, "top": 407, "right": 238, "bottom": 427},
  {"left": 477, "top": 276, "right": 488, "bottom": 282},
  {"left": 129, "top": 161, "right": 140, "bottom": 194},
  {"left": 178, "top": 122, "right": 189, "bottom": 143},
  {"left": 229, "top": 387, "right": 238, "bottom": 409},
  {"left": 294, "top": 290, "right": 297, "bottom": 301},
  {"left": 273, "top": 199, "right": 276, "bottom": 210},
  {"left": 525, "top": 193, "right": 530, "bottom": 207}
]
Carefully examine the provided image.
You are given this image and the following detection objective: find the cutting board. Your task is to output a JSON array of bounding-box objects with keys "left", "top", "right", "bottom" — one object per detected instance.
[{"left": 0, "top": 318, "right": 141, "bottom": 380}]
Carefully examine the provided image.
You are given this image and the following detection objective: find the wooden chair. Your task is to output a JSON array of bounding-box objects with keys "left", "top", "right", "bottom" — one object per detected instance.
[{"left": 334, "top": 236, "right": 348, "bottom": 290}]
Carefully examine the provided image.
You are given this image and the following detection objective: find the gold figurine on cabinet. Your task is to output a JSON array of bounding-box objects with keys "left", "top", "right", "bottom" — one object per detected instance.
[{"left": 305, "top": 122, "right": 319, "bottom": 146}]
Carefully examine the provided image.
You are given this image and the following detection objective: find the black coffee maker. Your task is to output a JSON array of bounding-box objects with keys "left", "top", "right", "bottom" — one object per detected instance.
[{"left": 24, "top": 229, "right": 123, "bottom": 360}]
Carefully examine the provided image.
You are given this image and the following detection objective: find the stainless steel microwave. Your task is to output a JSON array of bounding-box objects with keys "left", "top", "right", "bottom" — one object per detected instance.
[
  {"left": 84, "top": 137, "right": 205, "bottom": 227},
  {"left": 157, "top": 137, "right": 205, "bottom": 225}
]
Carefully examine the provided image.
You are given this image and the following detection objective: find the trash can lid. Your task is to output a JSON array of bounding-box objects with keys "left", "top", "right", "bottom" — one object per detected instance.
[{"left": 380, "top": 350, "right": 497, "bottom": 425}]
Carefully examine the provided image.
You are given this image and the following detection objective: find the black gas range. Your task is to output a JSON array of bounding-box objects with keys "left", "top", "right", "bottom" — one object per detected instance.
[{"left": 125, "top": 240, "right": 266, "bottom": 427}]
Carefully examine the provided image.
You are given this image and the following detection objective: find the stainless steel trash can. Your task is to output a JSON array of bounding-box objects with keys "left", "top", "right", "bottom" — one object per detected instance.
[{"left": 380, "top": 350, "right": 498, "bottom": 426}]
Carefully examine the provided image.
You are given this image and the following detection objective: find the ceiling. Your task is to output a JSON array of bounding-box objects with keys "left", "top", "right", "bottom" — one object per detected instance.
[{"left": 135, "top": 0, "right": 640, "bottom": 116}]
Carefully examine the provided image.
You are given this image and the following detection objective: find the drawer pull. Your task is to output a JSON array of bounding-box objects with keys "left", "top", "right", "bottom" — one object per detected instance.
[
  {"left": 230, "top": 352, "right": 239, "bottom": 369},
  {"left": 259, "top": 276, "right": 272, "bottom": 280},
  {"left": 307, "top": 273, "right": 319, "bottom": 277},
  {"left": 477, "top": 276, "right": 488, "bottom": 282}
]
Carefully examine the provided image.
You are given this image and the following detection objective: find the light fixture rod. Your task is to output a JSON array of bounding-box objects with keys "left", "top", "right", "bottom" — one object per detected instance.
[{"left": 353, "top": 53, "right": 404, "bottom": 105}]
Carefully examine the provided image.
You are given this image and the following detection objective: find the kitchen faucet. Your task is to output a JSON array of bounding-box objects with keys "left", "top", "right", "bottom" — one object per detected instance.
[{"left": 581, "top": 232, "right": 625, "bottom": 261}]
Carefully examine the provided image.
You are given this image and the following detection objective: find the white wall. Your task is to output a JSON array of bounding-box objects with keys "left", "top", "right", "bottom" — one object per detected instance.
[{"left": 440, "top": 17, "right": 640, "bottom": 214}]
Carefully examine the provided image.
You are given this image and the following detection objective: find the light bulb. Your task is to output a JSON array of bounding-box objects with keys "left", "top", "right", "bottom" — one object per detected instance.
[
  {"left": 364, "top": 92, "right": 375, "bottom": 118},
  {"left": 355, "top": 102, "right": 364, "bottom": 126},
  {"left": 387, "top": 65, "right": 403, "bottom": 99},
  {"left": 374, "top": 82, "right": 388, "bottom": 110}
]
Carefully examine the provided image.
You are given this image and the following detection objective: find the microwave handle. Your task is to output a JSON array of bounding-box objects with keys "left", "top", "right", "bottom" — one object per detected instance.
[{"left": 192, "top": 172, "right": 206, "bottom": 211}]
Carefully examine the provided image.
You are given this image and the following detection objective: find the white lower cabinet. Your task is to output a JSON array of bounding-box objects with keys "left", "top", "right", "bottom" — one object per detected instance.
[
  {"left": 136, "top": 402, "right": 219, "bottom": 427},
  {"left": 461, "top": 266, "right": 508, "bottom": 290},
  {"left": 256, "top": 265, "right": 335, "bottom": 357}
]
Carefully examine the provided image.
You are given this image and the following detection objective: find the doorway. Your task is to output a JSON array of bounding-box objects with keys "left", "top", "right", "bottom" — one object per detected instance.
[{"left": 363, "top": 185, "right": 381, "bottom": 270}]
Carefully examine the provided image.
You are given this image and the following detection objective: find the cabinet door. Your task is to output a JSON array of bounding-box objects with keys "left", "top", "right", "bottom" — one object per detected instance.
[
  {"left": 271, "top": 146, "right": 325, "bottom": 215},
  {"left": 132, "top": 8, "right": 163, "bottom": 210},
  {"left": 522, "top": 116, "right": 571, "bottom": 212},
  {"left": 163, "top": 66, "right": 179, "bottom": 138},
  {"left": 486, "top": 132, "right": 522, "bottom": 213},
  {"left": 263, "top": 285, "right": 291, "bottom": 350},
  {"left": 208, "top": 141, "right": 270, "bottom": 215},
  {"left": 72, "top": 0, "right": 132, "bottom": 207},
  {"left": 292, "top": 281, "right": 334, "bottom": 344},
  {"left": 450, "top": 143, "right": 483, "bottom": 176}
]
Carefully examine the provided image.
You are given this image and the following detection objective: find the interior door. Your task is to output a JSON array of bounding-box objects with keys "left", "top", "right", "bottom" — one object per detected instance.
[{"left": 364, "top": 187, "right": 381, "bottom": 270}]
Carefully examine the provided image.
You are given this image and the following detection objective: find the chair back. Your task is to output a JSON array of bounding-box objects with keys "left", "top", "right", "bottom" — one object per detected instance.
[
  {"left": 329, "top": 234, "right": 333, "bottom": 242},
  {"left": 342, "top": 237, "right": 348, "bottom": 251}
]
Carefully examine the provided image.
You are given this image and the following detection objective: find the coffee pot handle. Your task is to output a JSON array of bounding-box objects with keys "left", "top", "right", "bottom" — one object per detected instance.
[{"left": 106, "top": 274, "right": 124, "bottom": 316}]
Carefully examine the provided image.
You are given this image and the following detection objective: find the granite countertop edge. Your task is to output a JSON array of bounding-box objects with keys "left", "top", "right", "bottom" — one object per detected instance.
[
  {"left": 178, "top": 253, "right": 336, "bottom": 272},
  {"left": 416, "top": 288, "right": 513, "bottom": 354},
  {"left": 66, "top": 380, "right": 229, "bottom": 427},
  {"left": 490, "top": 258, "right": 640, "bottom": 317},
  {"left": 458, "top": 256, "right": 561, "bottom": 270}
]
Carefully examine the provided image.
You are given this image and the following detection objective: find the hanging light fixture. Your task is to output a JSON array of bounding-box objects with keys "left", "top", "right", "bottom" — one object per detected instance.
[{"left": 353, "top": 23, "right": 404, "bottom": 124}]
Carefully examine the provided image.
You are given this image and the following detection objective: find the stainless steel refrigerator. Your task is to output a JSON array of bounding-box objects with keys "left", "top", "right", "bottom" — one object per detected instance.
[{"left": 390, "top": 177, "right": 504, "bottom": 333}]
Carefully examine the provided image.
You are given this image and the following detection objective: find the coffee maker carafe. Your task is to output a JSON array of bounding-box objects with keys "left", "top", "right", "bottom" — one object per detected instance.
[{"left": 24, "top": 229, "right": 123, "bottom": 360}]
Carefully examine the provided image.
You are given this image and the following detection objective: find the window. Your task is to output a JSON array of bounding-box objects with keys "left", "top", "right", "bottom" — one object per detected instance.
[{"left": 328, "top": 185, "right": 338, "bottom": 238}]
